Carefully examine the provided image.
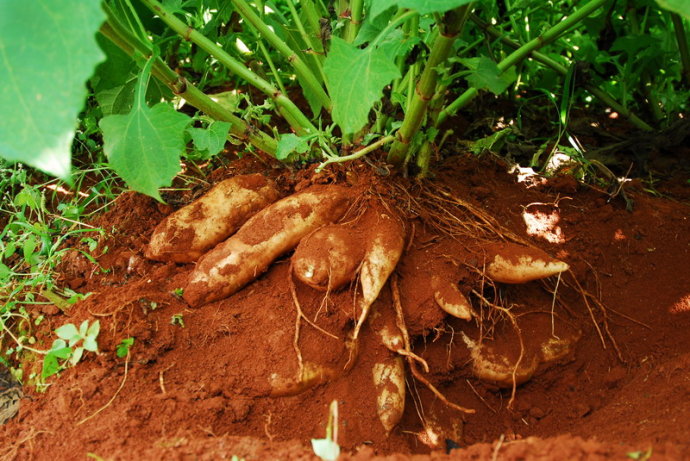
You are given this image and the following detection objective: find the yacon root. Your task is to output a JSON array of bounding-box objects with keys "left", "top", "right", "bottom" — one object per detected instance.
[
  {"left": 146, "top": 174, "right": 280, "bottom": 263},
  {"left": 184, "top": 185, "right": 352, "bottom": 307}
]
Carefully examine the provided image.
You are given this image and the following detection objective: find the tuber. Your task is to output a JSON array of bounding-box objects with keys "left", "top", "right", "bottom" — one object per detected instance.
[
  {"left": 184, "top": 185, "right": 352, "bottom": 307},
  {"left": 372, "top": 356, "right": 405, "bottom": 433},
  {"left": 483, "top": 242, "right": 569, "bottom": 284},
  {"left": 146, "top": 174, "right": 280, "bottom": 263}
]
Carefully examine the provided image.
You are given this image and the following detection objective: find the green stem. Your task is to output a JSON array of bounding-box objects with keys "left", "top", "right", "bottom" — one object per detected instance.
[
  {"left": 344, "top": 0, "right": 364, "bottom": 42},
  {"left": 671, "top": 13, "right": 690, "bottom": 86},
  {"left": 258, "top": 40, "right": 287, "bottom": 96},
  {"left": 438, "top": 0, "right": 608, "bottom": 125},
  {"left": 99, "top": 21, "right": 278, "bottom": 154},
  {"left": 468, "top": 14, "right": 653, "bottom": 132},
  {"left": 139, "top": 0, "right": 317, "bottom": 134},
  {"left": 626, "top": 6, "right": 664, "bottom": 124},
  {"left": 387, "top": 5, "right": 472, "bottom": 165},
  {"left": 286, "top": 0, "right": 323, "bottom": 56},
  {"left": 317, "top": 135, "right": 395, "bottom": 171},
  {"left": 232, "top": 0, "right": 331, "bottom": 111}
]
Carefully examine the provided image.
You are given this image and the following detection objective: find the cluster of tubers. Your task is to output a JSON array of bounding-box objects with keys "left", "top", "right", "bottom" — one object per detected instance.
[{"left": 145, "top": 174, "right": 574, "bottom": 436}]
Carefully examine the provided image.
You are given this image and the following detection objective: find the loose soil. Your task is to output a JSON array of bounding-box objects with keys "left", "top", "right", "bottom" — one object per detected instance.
[{"left": 1, "top": 154, "right": 689, "bottom": 461}]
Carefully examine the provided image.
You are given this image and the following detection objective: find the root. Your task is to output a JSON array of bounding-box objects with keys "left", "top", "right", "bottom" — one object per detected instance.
[
  {"left": 77, "top": 352, "right": 130, "bottom": 426},
  {"left": 288, "top": 264, "right": 339, "bottom": 375},
  {"left": 0, "top": 427, "right": 47, "bottom": 461},
  {"left": 471, "top": 289, "right": 525, "bottom": 409},
  {"left": 568, "top": 272, "right": 625, "bottom": 362},
  {"left": 392, "top": 274, "right": 475, "bottom": 414}
]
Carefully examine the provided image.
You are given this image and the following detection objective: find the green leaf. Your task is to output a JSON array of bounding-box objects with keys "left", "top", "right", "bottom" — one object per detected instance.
[
  {"left": 86, "top": 320, "right": 100, "bottom": 339},
  {"left": 92, "top": 34, "right": 136, "bottom": 94},
  {"left": 0, "top": 0, "right": 105, "bottom": 179},
  {"left": 656, "top": 0, "right": 690, "bottom": 19},
  {"left": 42, "top": 346, "right": 72, "bottom": 380},
  {"left": 459, "top": 57, "right": 517, "bottom": 95},
  {"left": 69, "top": 346, "right": 85, "bottom": 366},
  {"left": 370, "top": 0, "right": 398, "bottom": 19},
  {"left": 188, "top": 121, "right": 232, "bottom": 159},
  {"left": 276, "top": 134, "right": 311, "bottom": 160},
  {"left": 100, "top": 58, "right": 191, "bottom": 201},
  {"left": 324, "top": 38, "right": 400, "bottom": 135},
  {"left": 356, "top": 6, "right": 396, "bottom": 44},
  {"left": 370, "top": 0, "right": 473, "bottom": 16},
  {"left": 116, "top": 338, "right": 135, "bottom": 358}
]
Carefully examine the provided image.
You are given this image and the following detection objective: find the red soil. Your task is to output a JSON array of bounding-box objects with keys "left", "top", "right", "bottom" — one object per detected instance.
[{"left": 1, "top": 155, "right": 689, "bottom": 460}]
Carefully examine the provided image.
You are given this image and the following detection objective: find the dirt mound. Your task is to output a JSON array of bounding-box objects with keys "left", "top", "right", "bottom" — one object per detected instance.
[{"left": 1, "top": 155, "right": 689, "bottom": 460}]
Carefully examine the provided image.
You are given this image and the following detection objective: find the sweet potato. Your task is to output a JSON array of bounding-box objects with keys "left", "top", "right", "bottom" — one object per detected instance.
[
  {"left": 292, "top": 224, "right": 365, "bottom": 291},
  {"left": 540, "top": 335, "right": 578, "bottom": 363},
  {"left": 269, "top": 362, "right": 337, "bottom": 397},
  {"left": 146, "top": 174, "right": 280, "bottom": 263},
  {"left": 483, "top": 242, "right": 569, "bottom": 284},
  {"left": 351, "top": 212, "right": 406, "bottom": 343},
  {"left": 183, "top": 185, "right": 352, "bottom": 307},
  {"left": 370, "top": 304, "right": 404, "bottom": 353},
  {"left": 372, "top": 356, "right": 405, "bottom": 433},
  {"left": 431, "top": 275, "right": 474, "bottom": 320},
  {"left": 461, "top": 332, "right": 539, "bottom": 388}
]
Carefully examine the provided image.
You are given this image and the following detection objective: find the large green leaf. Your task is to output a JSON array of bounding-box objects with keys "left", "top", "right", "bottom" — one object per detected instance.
[
  {"left": 324, "top": 37, "right": 399, "bottom": 135},
  {"left": 0, "top": 0, "right": 105, "bottom": 179},
  {"left": 459, "top": 57, "right": 517, "bottom": 95},
  {"left": 370, "top": 0, "right": 473, "bottom": 17},
  {"left": 100, "top": 58, "right": 191, "bottom": 201},
  {"left": 656, "top": 0, "right": 690, "bottom": 19}
]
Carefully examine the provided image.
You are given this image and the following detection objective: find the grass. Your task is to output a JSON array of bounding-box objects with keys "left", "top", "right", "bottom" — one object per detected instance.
[{"left": 0, "top": 159, "right": 121, "bottom": 387}]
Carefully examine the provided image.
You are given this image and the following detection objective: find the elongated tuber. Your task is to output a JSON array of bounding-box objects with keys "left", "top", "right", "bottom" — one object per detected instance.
[
  {"left": 372, "top": 356, "right": 405, "bottom": 433},
  {"left": 483, "top": 243, "right": 569, "bottom": 284},
  {"left": 146, "top": 174, "right": 280, "bottom": 263},
  {"left": 184, "top": 185, "right": 352, "bottom": 307}
]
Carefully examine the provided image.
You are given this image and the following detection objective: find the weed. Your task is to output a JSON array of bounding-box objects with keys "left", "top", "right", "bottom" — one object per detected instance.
[
  {"left": 171, "top": 314, "right": 185, "bottom": 328},
  {"left": 42, "top": 320, "right": 100, "bottom": 380},
  {"left": 116, "top": 337, "right": 134, "bottom": 358}
]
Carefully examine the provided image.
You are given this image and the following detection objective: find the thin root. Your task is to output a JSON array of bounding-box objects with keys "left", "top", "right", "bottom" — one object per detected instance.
[
  {"left": 288, "top": 264, "right": 340, "bottom": 375},
  {"left": 471, "top": 289, "right": 525, "bottom": 409},
  {"left": 392, "top": 274, "right": 475, "bottom": 414},
  {"left": 77, "top": 352, "right": 130, "bottom": 426}
]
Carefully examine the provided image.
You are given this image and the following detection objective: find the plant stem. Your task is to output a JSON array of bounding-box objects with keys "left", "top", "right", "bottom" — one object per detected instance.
[
  {"left": 468, "top": 14, "right": 654, "bottom": 132},
  {"left": 344, "top": 0, "right": 364, "bottom": 42},
  {"left": 438, "top": 0, "right": 609, "bottom": 125},
  {"left": 317, "top": 135, "right": 395, "bottom": 171},
  {"left": 286, "top": 0, "right": 324, "bottom": 57},
  {"left": 232, "top": 0, "right": 331, "bottom": 111},
  {"left": 671, "top": 13, "right": 690, "bottom": 86},
  {"left": 139, "top": 0, "right": 317, "bottom": 134},
  {"left": 387, "top": 5, "right": 472, "bottom": 166},
  {"left": 285, "top": 0, "right": 327, "bottom": 85},
  {"left": 258, "top": 40, "right": 288, "bottom": 96},
  {"left": 99, "top": 21, "right": 278, "bottom": 154}
]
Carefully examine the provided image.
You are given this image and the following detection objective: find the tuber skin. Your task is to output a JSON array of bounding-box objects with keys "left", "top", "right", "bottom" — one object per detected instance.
[
  {"left": 292, "top": 225, "right": 365, "bottom": 291},
  {"left": 372, "top": 356, "right": 406, "bottom": 433},
  {"left": 349, "top": 211, "right": 406, "bottom": 353},
  {"left": 146, "top": 174, "right": 280, "bottom": 263},
  {"left": 183, "top": 185, "right": 352, "bottom": 307},
  {"left": 269, "top": 362, "right": 337, "bottom": 397},
  {"left": 483, "top": 242, "right": 569, "bottom": 284},
  {"left": 432, "top": 275, "right": 474, "bottom": 320}
]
